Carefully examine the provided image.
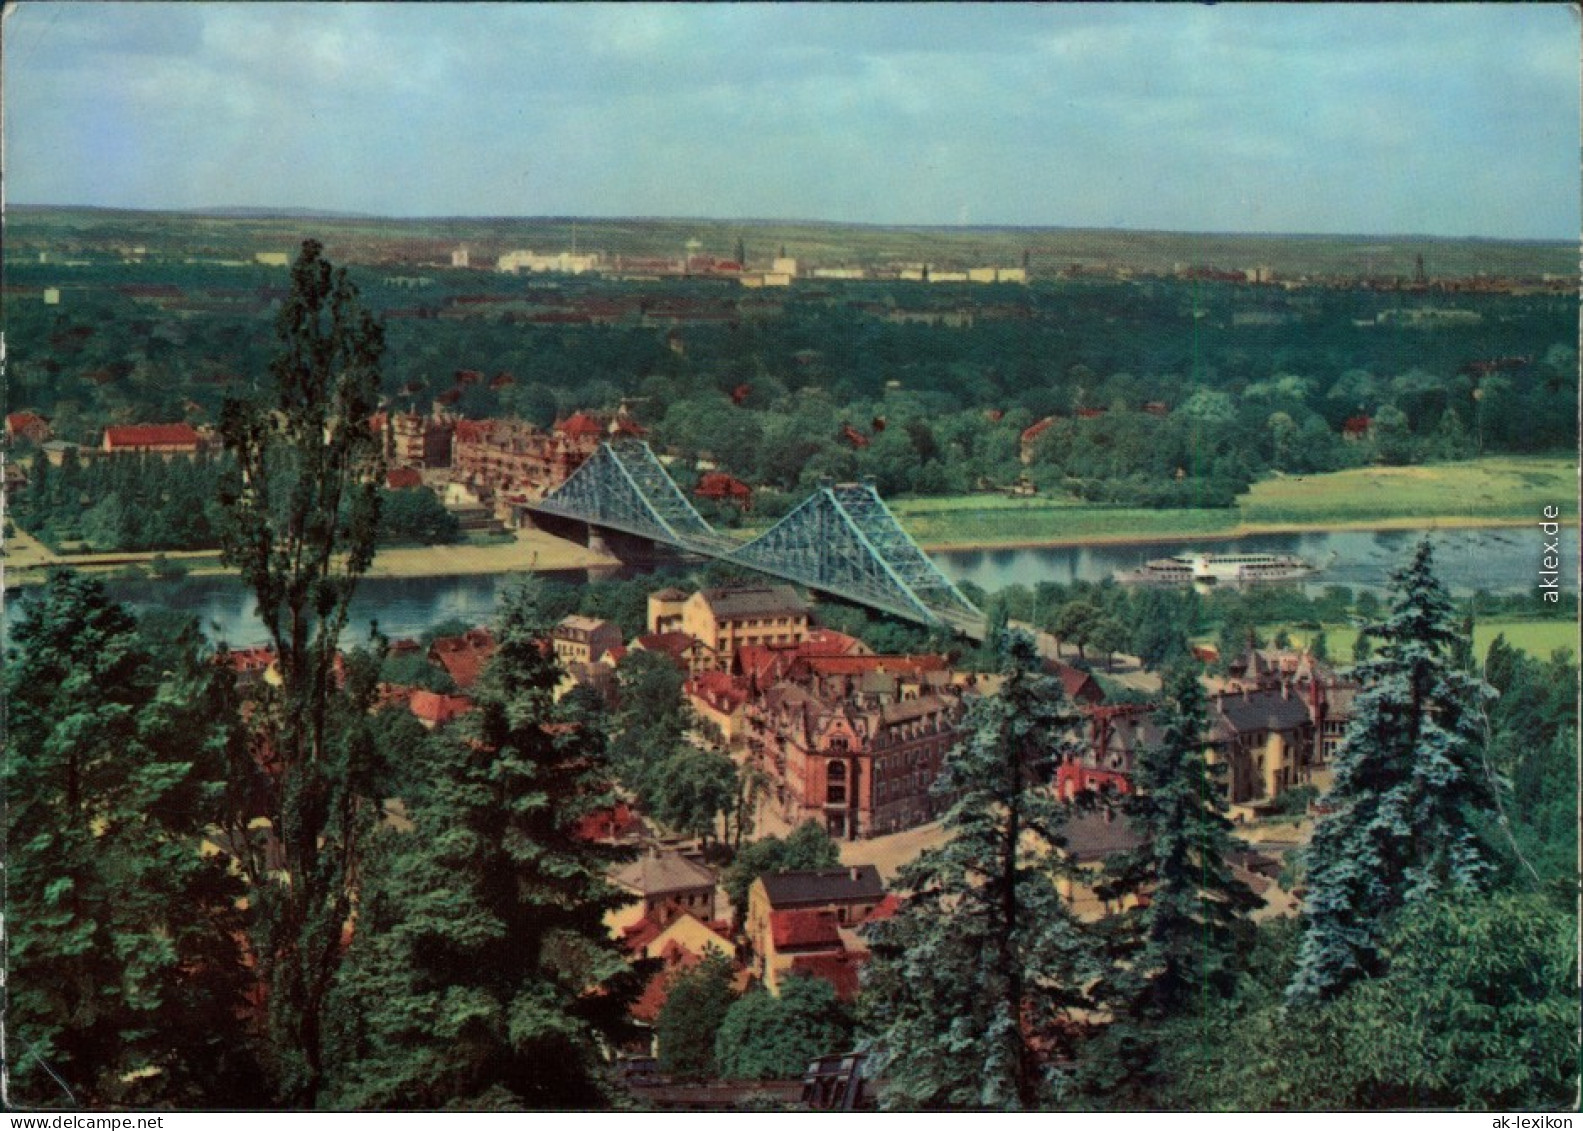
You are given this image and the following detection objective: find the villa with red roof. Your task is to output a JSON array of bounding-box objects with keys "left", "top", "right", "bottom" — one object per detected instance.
[
  {"left": 102, "top": 422, "right": 202, "bottom": 456},
  {"left": 427, "top": 627, "right": 496, "bottom": 690},
  {"left": 6, "top": 411, "right": 51, "bottom": 445}
]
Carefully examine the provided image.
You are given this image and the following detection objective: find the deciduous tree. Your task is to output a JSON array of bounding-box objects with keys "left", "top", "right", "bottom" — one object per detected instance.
[{"left": 215, "top": 238, "right": 387, "bottom": 1103}]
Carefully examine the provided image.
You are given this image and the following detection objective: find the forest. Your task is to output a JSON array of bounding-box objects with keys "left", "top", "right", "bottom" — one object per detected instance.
[
  {"left": 4, "top": 243, "right": 1575, "bottom": 1112},
  {"left": 5, "top": 250, "right": 1576, "bottom": 532}
]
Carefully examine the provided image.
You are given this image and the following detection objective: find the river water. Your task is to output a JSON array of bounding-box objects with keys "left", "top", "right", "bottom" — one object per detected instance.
[{"left": 33, "top": 525, "right": 1569, "bottom": 648}]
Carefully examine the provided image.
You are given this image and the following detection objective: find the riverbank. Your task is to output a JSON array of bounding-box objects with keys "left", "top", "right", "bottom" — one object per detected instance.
[
  {"left": 893, "top": 457, "right": 1577, "bottom": 552},
  {"left": 916, "top": 513, "right": 1551, "bottom": 553},
  {"left": 4, "top": 528, "right": 618, "bottom": 588}
]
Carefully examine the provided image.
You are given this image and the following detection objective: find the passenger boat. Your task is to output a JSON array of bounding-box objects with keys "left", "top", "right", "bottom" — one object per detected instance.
[{"left": 1114, "top": 552, "right": 1316, "bottom": 586}]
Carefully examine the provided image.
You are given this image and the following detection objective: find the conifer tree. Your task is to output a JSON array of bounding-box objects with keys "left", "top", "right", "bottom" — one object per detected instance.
[
  {"left": 1078, "top": 665, "right": 1260, "bottom": 1107},
  {"left": 215, "top": 238, "right": 386, "bottom": 1103},
  {"left": 1287, "top": 539, "right": 1498, "bottom": 1003},
  {"left": 321, "top": 581, "right": 642, "bottom": 1109},
  {"left": 862, "top": 631, "right": 1099, "bottom": 1110},
  {"left": 3, "top": 572, "right": 258, "bottom": 1107},
  {"left": 1103, "top": 665, "right": 1260, "bottom": 1016}
]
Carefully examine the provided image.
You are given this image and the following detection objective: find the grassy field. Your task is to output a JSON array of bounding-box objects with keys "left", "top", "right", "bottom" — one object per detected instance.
[
  {"left": 888, "top": 457, "right": 1576, "bottom": 550},
  {"left": 1286, "top": 619, "right": 1578, "bottom": 661},
  {"left": 1238, "top": 458, "right": 1576, "bottom": 527}
]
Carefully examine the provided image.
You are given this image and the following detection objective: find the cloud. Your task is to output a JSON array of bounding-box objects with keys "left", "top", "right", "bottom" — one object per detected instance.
[{"left": 2, "top": 2, "right": 1576, "bottom": 237}]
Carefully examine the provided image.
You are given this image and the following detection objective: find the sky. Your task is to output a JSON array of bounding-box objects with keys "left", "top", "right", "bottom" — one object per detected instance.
[{"left": 3, "top": 2, "right": 1578, "bottom": 238}]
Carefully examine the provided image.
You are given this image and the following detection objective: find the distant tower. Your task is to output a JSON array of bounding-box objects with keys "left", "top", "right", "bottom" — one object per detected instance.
[
  {"left": 1022, "top": 247, "right": 1031, "bottom": 270},
  {"left": 1413, "top": 253, "right": 1427, "bottom": 286},
  {"left": 735, "top": 236, "right": 746, "bottom": 266},
  {"left": 451, "top": 245, "right": 470, "bottom": 269}
]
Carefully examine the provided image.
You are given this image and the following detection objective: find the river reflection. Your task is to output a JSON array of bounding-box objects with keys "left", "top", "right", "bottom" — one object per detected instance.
[
  {"left": 939, "top": 527, "right": 1576, "bottom": 597},
  {"left": 11, "top": 525, "right": 1573, "bottom": 647}
]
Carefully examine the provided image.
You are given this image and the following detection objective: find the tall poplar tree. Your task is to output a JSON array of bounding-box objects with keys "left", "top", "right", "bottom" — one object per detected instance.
[
  {"left": 862, "top": 631, "right": 1099, "bottom": 1110},
  {"left": 216, "top": 239, "right": 387, "bottom": 1102},
  {"left": 1287, "top": 539, "right": 1498, "bottom": 1003}
]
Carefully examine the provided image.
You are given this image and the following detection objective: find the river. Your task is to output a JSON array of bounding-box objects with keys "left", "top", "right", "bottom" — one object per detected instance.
[{"left": 33, "top": 525, "right": 1568, "bottom": 648}]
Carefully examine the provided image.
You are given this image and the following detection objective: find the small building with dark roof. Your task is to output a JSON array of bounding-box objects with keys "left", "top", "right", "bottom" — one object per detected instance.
[{"left": 610, "top": 848, "right": 718, "bottom": 929}]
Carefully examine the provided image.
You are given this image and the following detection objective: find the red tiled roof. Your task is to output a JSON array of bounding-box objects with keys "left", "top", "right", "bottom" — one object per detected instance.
[
  {"left": 557, "top": 412, "right": 604, "bottom": 439},
  {"left": 621, "top": 915, "right": 667, "bottom": 956},
  {"left": 576, "top": 802, "right": 640, "bottom": 844},
  {"left": 634, "top": 632, "right": 702, "bottom": 666},
  {"left": 6, "top": 411, "right": 47, "bottom": 435},
  {"left": 409, "top": 690, "right": 473, "bottom": 725},
  {"left": 686, "top": 670, "right": 751, "bottom": 711},
  {"left": 861, "top": 893, "right": 902, "bottom": 924},
  {"left": 787, "top": 953, "right": 864, "bottom": 1002},
  {"left": 800, "top": 654, "right": 949, "bottom": 678},
  {"left": 1021, "top": 416, "right": 1058, "bottom": 444},
  {"left": 104, "top": 423, "right": 200, "bottom": 449},
  {"left": 1047, "top": 660, "right": 1104, "bottom": 704},
  {"left": 839, "top": 424, "right": 870, "bottom": 449},
  {"left": 385, "top": 467, "right": 423, "bottom": 490},
  {"left": 799, "top": 629, "right": 866, "bottom": 657},
  {"left": 734, "top": 644, "right": 800, "bottom": 684},
  {"left": 428, "top": 628, "right": 496, "bottom": 690},
  {"left": 221, "top": 645, "right": 276, "bottom": 673},
  {"left": 770, "top": 908, "right": 843, "bottom": 951}
]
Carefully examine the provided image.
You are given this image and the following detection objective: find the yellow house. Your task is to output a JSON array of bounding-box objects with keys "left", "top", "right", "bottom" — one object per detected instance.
[
  {"left": 681, "top": 585, "right": 810, "bottom": 671},
  {"left": 639, "top": 912, "right": 734, "bottom": 963}
]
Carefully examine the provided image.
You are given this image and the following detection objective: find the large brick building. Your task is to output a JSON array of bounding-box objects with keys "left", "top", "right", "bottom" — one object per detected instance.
[
  {"left": 743, "top": 667, "right": 968, "bottom": 840},
  {"left": 388, "top": 410, "right": 455, "bottom": 468}
]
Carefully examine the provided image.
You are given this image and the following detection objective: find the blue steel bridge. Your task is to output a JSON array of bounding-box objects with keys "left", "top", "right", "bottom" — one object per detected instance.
[{"left": 525, "top": 440, "right": 988, "bottom": 639}]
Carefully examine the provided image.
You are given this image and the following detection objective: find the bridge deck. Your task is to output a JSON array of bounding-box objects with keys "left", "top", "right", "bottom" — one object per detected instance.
[{"left": 528, "top": 442, "right": 988, "bottom": 638}]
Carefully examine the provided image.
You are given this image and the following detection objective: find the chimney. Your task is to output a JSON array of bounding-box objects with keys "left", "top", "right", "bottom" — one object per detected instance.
[
  {"left": 1281, "top": 680, "right": 1290, "bottom": 701},
  {"left": 850, "top": 866, "right": 861, "bottom": 882}
]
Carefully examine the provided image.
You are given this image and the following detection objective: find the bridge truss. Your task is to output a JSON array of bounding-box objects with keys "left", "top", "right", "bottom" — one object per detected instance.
[{"left": 529, "top": 441, "right": 986, "bottom": 636}]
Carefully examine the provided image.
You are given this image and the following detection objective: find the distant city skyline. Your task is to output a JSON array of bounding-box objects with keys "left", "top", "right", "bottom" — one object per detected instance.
[{"left": 4, "top": 3, "right": 1578, "bottom": 240}]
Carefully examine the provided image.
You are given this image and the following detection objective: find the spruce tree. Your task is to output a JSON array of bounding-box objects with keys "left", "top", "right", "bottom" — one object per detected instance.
[
  {"left": 862, "top": 631, "right": 1099, "bottom": 1110},
  {"left": 1287, "top": 539, "right": 1498, "bottom": 1003},
  {"left": 1105, "top": 665, "right": 1260, "bottom": 1015},
  {"left": 2, "top": 572, "right": 258, "bottom": 1107},
  {"left": 1079, "top": 665, "right": 1260, "bottom": 1107},
  {"left": 321, "top": 581, "right": 642, "bottom": 1109},
  {"left": 215, "top": 238, "right": 387, "bottom": 1103}
]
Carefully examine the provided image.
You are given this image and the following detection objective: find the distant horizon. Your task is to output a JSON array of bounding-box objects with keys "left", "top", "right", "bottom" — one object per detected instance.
[
  {"left": 9, "top": 201, "right": 1576, "bottom": 248},
  {"left": 4, "top": 5, "right": 1576, "bottom": 240}
]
